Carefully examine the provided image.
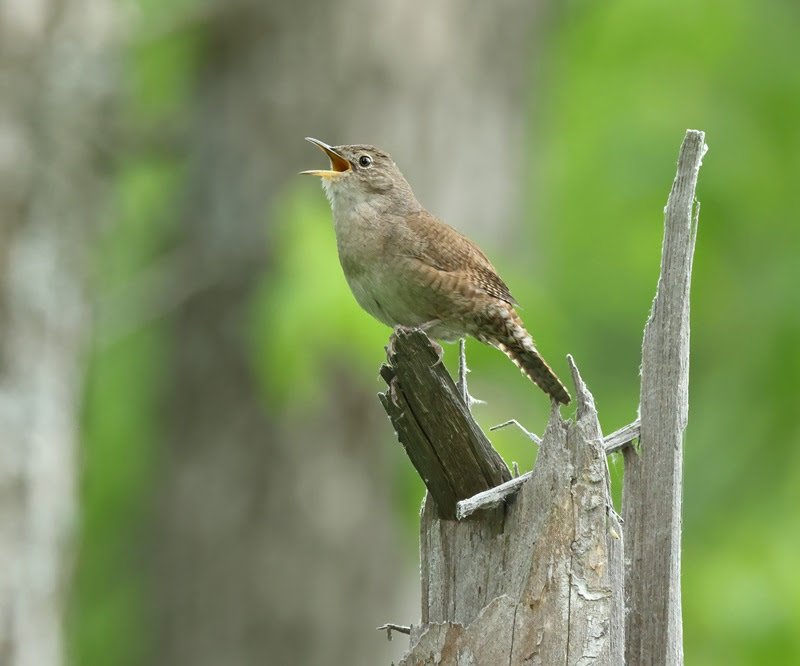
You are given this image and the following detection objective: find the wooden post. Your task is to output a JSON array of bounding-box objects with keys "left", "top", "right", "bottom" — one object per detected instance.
[
  {"left": 378, "top": 130, "right": 706, "bottom": 665},
  {"left": 623, "top": 130, "right": 705, "bottom": 665},
  {"left": 379, "top": 336, "right": 511, "bottom": 520}
]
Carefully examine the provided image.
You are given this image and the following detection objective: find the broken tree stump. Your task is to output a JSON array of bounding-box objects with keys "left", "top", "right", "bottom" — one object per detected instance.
[
  {"left": 381, "top": 335, "right": 625, "bottom": 664},
  {"left": 377, "top": 130, "right": 706, "bottom": 665}
]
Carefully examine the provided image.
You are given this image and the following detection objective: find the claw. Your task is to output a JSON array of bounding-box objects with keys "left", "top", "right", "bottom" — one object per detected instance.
[
  {"left": 389, "top": 377, "right": 401, "bottom": 405},
  {"left": 430, "top": 339, "right": 444, "bottom": 366}
]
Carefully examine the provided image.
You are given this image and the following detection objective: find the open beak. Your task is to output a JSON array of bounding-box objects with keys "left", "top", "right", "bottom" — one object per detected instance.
[{"left": 300, "top": 137, "right": 351, "bottom": 178}]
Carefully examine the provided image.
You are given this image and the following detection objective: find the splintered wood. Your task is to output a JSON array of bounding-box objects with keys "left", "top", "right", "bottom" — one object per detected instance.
[{"left": 378, "top": 130, "right": 705, "bottom": 665}]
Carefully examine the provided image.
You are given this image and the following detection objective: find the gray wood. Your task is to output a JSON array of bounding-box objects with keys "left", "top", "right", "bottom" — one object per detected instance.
[
  {"left": 455, "top": 471, "right": 532, "bottom": 519},
  {"left": 489, "top": 418, "right": 542, "bottom": 445},
  {"left": 383, "top": 354, "right": 623, "bottom": 664},
  {"left": 457, "top": 418, "right": 641, "bottom": 519},
  {"left": 379, "top": 329, "right": 511, "bottom": 518},
  {"left": 623, "top": 129, "right": 706, "bottom": 666},
  {"left": 379, "top": 130, "right": 704, "bottom": 665},
  {"left": 604, "top": 419, "right": 641, "bottom": 453}
]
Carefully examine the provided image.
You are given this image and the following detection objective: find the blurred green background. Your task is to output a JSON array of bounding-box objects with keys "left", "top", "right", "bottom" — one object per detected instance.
[
  {"left": 76, "top": 0, "right": 800, "bottom": 664},
  {"left": 2, "top": 0, "right": 798, "bottom": 664}
]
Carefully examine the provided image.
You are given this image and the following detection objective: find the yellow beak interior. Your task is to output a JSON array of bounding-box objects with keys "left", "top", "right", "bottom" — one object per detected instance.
[{"left": 300, "top": 137, "right": 351, "bottom": 178}]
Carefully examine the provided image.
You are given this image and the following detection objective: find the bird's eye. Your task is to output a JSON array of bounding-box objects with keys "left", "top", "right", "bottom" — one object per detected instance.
[{"left": 358, "top": 155, "right": 373, "bottom": 168}]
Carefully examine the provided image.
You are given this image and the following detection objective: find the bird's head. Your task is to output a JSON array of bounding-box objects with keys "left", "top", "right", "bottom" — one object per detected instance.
[{"left": 301, "top": 138, "right": 415, "bottom": 211}]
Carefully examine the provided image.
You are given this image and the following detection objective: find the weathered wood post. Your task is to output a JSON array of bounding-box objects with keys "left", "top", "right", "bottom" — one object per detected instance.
[
  {"left": 378, "top": 130, "right": 706, "bottom": 665},
  {"left": 623, "top": 130, "right": 705, "bottom": 665}
]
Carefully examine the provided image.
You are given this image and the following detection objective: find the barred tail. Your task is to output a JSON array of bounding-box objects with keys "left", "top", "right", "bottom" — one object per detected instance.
[{"left": 483, "top": 307, "right": 571, "bottom": 405}]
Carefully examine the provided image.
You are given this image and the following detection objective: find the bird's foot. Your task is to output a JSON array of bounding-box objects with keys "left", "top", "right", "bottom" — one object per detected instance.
[
  {"left": 390, "top": 323, "right": 444, "bottom": 365},
  {"left": 417, "top": 320, "right": 444, "bottom": 364},
  {"left": 392, "top": 324, "right": 415, "bottom": 336},
  {"left": 387, "top": 325, "right": 416, "bottom": 357},
  {"left": 429, "top": 339, "right": 444, "bottom": 366}
]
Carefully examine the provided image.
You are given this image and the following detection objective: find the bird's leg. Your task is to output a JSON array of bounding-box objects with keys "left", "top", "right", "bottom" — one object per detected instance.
[
  {"left": 415, "top": 319, "right": 441, "bottom": 333},
  {"left": 416, "top": 320, "right": 445, "bottom": 363},
  {"left": 455, "top": 338, "right": 485, "bottom": 413},
  {"left": 416, "top": 319, "right": 442, "bottom": 351}
]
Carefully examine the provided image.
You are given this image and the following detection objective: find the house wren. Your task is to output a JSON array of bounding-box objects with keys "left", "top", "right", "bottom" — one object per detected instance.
[{"left": 301, "top": 137, "right": 571, "bottom": 404}]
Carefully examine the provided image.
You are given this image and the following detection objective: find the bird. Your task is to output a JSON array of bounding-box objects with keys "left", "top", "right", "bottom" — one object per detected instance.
[{"left": 301, "top": 137, "right": 571, "bottom": 405}]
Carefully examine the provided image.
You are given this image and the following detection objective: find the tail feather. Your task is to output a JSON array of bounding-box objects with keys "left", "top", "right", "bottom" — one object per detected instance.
[
  {"left": 481, "top": 307, "right": 571, "bottom": 405},
  {"left": 497, "top": 341, "right": 571, "bottom": 405}
]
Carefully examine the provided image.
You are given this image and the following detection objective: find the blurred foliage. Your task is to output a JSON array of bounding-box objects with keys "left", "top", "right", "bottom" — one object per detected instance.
[
  {"left": 249, "top": 187, "right": 389, "bottom": 412},
  {"left": 71, "top": 7, "right": 193, "bottom": 664},
  {"left": 534, "top": 0, "right": 800, "bottom": 662},
  {"left": 74, "top": 0, "right": 800, "bottom": 664},
  {"left": 73, "top": 162, "right": 182, "bottom": 666}
]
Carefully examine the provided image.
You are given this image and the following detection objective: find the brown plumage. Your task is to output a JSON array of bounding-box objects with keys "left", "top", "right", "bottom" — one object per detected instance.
[
  {"left": 401, "top": 211, "right": 518, "bottom": 306},
  {"left": 302, "top": 138, "right": 571, "bottom": 404}
]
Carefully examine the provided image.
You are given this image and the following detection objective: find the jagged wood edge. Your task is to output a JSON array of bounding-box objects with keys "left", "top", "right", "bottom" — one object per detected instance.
[
  {"left": 456, "top": 418, "right": 641, "bottom": 519},
  {"left": 379, "top": 329, "right": 511, "bottom": 519},
  {"left": 623, "top": 129, "right": 705, "bottom": 666}
]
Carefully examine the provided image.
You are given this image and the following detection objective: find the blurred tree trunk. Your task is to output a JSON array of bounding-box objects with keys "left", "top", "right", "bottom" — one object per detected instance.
[
  {"left": 148, "top": 1, "right": 548, "bottom": 665},
  {"left": 0, "top": 1, "right": 120, "bottom": 665},
  {"left": 148, "top": 4, "right": 406, "bottom": 665}
]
